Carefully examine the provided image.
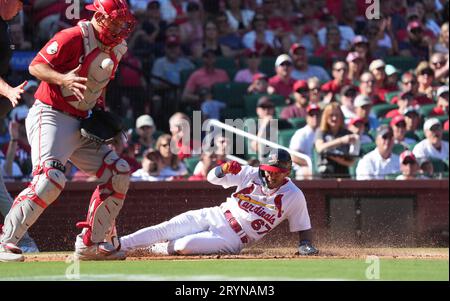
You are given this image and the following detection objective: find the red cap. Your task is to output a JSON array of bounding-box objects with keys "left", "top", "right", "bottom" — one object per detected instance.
[
  {"left": 390, "top": 115, "right": 406, "bottom": 127},
  {"left": 289, "top": 43, "right": 305, "bottom": 55},
  {"left": 348, "top": 117, "right": 365, "bottom": 127},
  {"left": 166, "top": 35, "right": 180, "bottom": 46},
  {"left": 252, "top": 73, "right": 268, "bottom": 82},
  {"left": 293, "top": 80, "right": 308, "bottom": 92},
  {"left": 306, "top": 104, "right": 321, "bottom": 114},
  {"left": 400, "top": 150, "right": 416, "bottom": 164}
]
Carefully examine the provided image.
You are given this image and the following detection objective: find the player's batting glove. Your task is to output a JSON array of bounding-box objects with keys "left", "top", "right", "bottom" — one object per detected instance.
[
  {"left": 298, "top": 240, "right": 319, "bottom": 256},
  {"left": 221, "top": 161, "right": 242, "bottom": 175}
]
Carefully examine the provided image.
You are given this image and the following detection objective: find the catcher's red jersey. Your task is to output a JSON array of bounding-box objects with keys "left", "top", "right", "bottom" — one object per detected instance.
[{"left": 30, "top": 26, "right": 86, "bottom": 117}]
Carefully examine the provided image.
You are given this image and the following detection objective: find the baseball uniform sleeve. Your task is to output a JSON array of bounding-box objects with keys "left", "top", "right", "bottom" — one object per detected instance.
[
  {"left": 31, "top": 28, "right": 83, "bottom": 70},
  {"left": 207, "top": 165, "right": 253, "bottom": 189},
  {"left": 286, "top": 190, "right": 312, "bottom": 232}
]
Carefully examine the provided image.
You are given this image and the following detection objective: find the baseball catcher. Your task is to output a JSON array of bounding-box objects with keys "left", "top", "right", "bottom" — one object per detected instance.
[
  {"left": 0, "top": 0, "right": 136, "bottom": 262},
  {"left": 119, "top": 148, "right": 319, "bottom": 256}
]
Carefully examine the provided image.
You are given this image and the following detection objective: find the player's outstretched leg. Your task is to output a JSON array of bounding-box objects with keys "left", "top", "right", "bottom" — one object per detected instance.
[
  {"left": 0, "top": 160, "right": 66, "bottom": 262},
  {"left": 74, "top": 151, "right": 130, "bottom": 261}
]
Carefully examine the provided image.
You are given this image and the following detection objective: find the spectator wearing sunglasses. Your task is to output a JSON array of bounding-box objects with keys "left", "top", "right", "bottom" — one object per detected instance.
[
  {"left": 280, "top": 80, "right": 308, "bottom": 119},
  {"left": 356, "top": 125, "right": 400, "bottom": 180},
  {"left": 416, "top": 61, "right": 437, "bottom": 100},
  {"left": 429, "top": 52, "right": 449, "bottom": 85},
  {"left": 386, "top": 92, "right": 415, "bottom": 119},
  {"left": 157, "top": 134, "right": 188, "bottom": 180},
  {"left": 391, "top": 115, "right": 418, "bottom": 150},
  {"left": 322, "top": 61, "right": 351, "bottom": 95},
  {"left": 413, "top": 118, "right": 449, "bottom": 162},
  {"left": 429, "top": 86, "right": 449, "bottom": 117},
  {"left": 268, "top": 54, "right": 296, "bottom": 99},
  {"left": 399, "top": 21, "right": 431, "bottom": 61},
  {"left": 390, "top": 72, "right": 433, "bottom": 106},
  {"left": 396, "top": 151, "right": 427, "bottom": 180}
]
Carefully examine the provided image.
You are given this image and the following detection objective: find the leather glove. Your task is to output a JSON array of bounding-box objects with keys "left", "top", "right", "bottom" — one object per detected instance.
[
  {"left": 298, "top": 239, "right": 319, "bottom": 256},
  {"left": 221, "top": 161, "right": 242, "bottom": 175}
]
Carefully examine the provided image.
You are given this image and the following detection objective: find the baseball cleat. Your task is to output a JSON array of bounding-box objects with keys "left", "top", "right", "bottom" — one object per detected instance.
[
  {"left": 0, "top": 242, "right": 25, "bottom": 262},
  {"left": 74, "top": 234, "right": 126, "bottom": 261}
]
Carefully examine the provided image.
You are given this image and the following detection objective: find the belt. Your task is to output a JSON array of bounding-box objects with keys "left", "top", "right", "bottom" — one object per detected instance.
[
  {"left": 224, "top": 210, "right": 249, "bottom": 244},
  {"left": 35, "top": 100, "right": 86, "bottom": 120}
]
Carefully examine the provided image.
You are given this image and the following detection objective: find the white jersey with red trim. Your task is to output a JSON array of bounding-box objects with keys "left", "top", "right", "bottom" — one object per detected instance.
[{"left": 207, "top": 166, "right": 311, "bottom": 243}]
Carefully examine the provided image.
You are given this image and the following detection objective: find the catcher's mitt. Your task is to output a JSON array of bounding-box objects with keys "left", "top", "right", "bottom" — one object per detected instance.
[{"left": 80, "top": 109, "right": 124, "bottom": 145}]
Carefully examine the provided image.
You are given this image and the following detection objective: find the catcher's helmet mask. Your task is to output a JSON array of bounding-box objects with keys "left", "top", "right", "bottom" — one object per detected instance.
[
  {"left": 259, "top": 148, "right": 292, "bottom": 188},
  {"left": 86, "top": 0, "right": 136, "bottom": 47}
]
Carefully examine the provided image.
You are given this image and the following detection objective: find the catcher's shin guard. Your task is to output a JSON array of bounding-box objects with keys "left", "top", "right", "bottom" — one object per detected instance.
[
  {"left": 76, "top": 151, "right": 130, "bottom": 246},
  {"left": 0, "top": 160, "right": 66, "bottom": 244}
]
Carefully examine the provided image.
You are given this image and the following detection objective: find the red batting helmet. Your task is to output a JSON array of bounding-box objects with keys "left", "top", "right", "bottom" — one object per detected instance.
[{"left": 86, "top": 0, "right": 136, "bottom": 47}]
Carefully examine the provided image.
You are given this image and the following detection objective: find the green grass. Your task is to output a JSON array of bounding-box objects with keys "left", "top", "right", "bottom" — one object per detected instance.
[{"left": 0, "top": 259, "right": 448, "bottom": 281}]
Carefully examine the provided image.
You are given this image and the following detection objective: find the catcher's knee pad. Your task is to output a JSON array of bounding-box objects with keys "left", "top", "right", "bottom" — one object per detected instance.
[
  {"left": 77, "top": 151, "right": 130, "bottom": 246},
  {"left": 1, "top": 160, "right": 66, "bottom": 244}
]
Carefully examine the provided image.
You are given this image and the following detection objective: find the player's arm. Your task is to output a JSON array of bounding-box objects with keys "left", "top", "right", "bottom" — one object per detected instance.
[
  {"left": 0, "top": 76, "right": 27, "bottom": 107},
  {"left": 207, "top": 161, "right": 245, "bottom": 188},
  {"left": 29, "top": 63, "right": 87, "bottom": 101}
]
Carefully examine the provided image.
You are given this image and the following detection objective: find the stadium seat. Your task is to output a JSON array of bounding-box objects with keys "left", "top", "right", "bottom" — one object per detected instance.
[
  {"left": 419, "top": 104, "right": 436, "bottom": 117},
  {"left": 430, "top": 158, "right": 449, "bottom": 174},
  {"left": 443, "top": 131, "right": 449, "bottom": 142},
  {"left": 385, "top": 91, "right": 400, "bottom": 103},
  {"left": 288, "top": 117, "right": 306, "bottom": 129},
  {"left": 278, "top": 129, "right": 297, "bottom": 148},
  {"left": 371, "top": 103, "right": 398, "bottom": 119},
  {"left": 275, "top": 105, "right": 286, "bottom": 118},
  {"left": 308, "top": 56, "right": 326, "bottom": 68},
  {"left": 259, "top": 56, "right": 277, "bottom": 77},
  {"left": 379, "top": 118, "right": 392, "bottom": 125},
  {"left": 405, "top": 131, "right": 421, "bottom": 141},
  {"left": 384, "top": 56, "right": 419, "bottom": 73},
  {"left": 360, "top": 142, "right": 376, "bottom": 156},
  {"left": 392, "top": 143, "right": 407, "bottom": 155},
  {"left": 211, "top": 82, "right": 250, "bottom": 108},
  {"left": 221, "top": 108, "right": 246, "bottom": 120},
  {"left": 415, "top": 130, "right": 425, "bottom": 140},
  {"left": 433, "top": 115, "right": 449, "bottom": 124},
  {"left": 180, "top": 69, "right": 195, "bottom": 88},
  {"left": 184, "top": 156, "right": 200, "bottom": 175}
]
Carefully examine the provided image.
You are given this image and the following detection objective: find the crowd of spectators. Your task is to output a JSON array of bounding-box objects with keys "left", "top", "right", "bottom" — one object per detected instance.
[{"left": 1, "top": 0, "right": 449, "bottom": 182}]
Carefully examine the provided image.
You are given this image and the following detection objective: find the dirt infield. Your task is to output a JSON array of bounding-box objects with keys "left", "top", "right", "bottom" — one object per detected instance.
[{"left": 24, "top": 247, "right": 449, "bottom": 262}]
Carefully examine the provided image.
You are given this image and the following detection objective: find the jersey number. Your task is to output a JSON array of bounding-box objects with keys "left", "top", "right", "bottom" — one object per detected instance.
[{"left": 251, "top": 219, "right": 272, "bottom": 235}]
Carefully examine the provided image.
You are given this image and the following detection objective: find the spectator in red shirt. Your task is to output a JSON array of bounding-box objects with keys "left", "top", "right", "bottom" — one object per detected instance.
[
  {"left": 182, "top": 49, "right": 230, "bottom": 107},
  {"left": 268, "top": 54, "right": 296, "bottom": 99},
  {"left": 280, "top": 80, "right": 309, "bottom": 119},
  {"left": 358, "top": 72, "right": 384, "bottom": 105},
  {"left": 314, "top": 25, "right": 348, "bottom": 69},
  {"left": 369, "top": 59, "right": 397, "bottom": 101},
  {"left": 429, "top": 86, "right": 449, "bottom": 117},
  {"left": 390, "top": 72, "right": 433, "bottom": 105},
  {"left": 247, "top": 73, "right": 271, "bottom": 94},
  {"left": 444, "top": 119, "right": 449, "bottom": 131},
  {"left": 350, "top": 35, "right": 371, "bottom": 71},
  {"left": 386, "top": 92, "right": 415, "bottom": 119},
  {"left": 321, "top": 61, "right": 350, "bottom": 96},
  {"left": 346, "top": 51, "right": 365, "bottom": 83}
]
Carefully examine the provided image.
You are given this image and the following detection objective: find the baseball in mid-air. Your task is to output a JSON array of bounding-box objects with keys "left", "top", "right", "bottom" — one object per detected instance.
[{"left": 101, "top": 58, "right": 114, "bottom": 71}]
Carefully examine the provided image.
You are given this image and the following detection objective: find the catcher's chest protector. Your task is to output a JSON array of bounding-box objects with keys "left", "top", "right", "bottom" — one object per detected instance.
[{"left": 60, "top": 21, "right": 128, "bottom": 111}]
